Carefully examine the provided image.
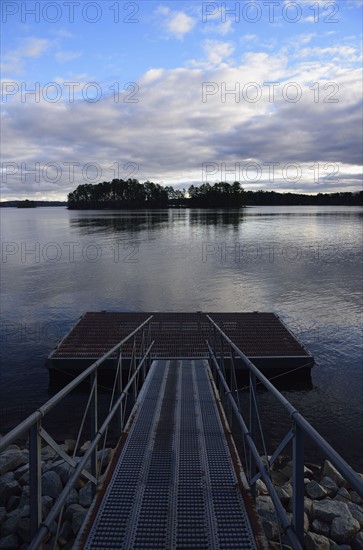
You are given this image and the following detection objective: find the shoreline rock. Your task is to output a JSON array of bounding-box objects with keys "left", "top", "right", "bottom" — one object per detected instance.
[
  {"left": 0, "top": 440, "right": 115, "bottom": 548},
  {"left": 254, "top": 458, "right": 363, "bottom": 549}
]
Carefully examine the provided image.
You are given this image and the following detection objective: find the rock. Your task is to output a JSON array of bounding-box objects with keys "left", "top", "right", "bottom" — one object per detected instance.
[
  {"left": 18, "top": 485, "right": 30, "bottom": 508},
  {"left": 64, "top": 488, "right": 78, "bottom": 506},
  {"left": 0, "top": 532, "right": 19, "bottom": 549},
  {"left": 64, "top": 440, "right": 77, "bottom": 454},
  {"left": 256, "top": 479, "right": 268, "bottom": 495},
  {"left": 306, "top": 481, "right": 328, "bottom": 500},
  {"left": 322, "top": 461, "right": 347, "bottom": 488},
  {"left": 305, "top": 497, "right": 314, "bottom": 517},
  {"left": 79, "top": 482, "right": 94, "bottom": 507},
  {"left": 6, "top": 496, "right": 20, "bottom": 513},
  {"left": 0, "top": 477, "right": 21, "bottom": 506},
  {"left": 58, "top": 520, "right": 73, "bottom": 545},
  {"left": 0, "top": 507, "right": 7, "bottom": 525},
  {"left": 312, "top": 499, "right": 350, "bottom": 522},
  {"left": 16, "top": 517, "right": 30, "bottom": 543},
  {"left": 320, "top": 476, "right": 339, "bottom": 497},
  {"left": 331, "top": 515, "right": 360, "bottom": 544},
  {"left": 72, "top": 509, "right": 88, "bottom": 535},
  {"left": 352, "top": 531, "right": 363, "bottom": 550},
  {"left": 305, "top": 531, "right": 331, "bottom": 550},
  {"left": 80, "top": 441, "right": 91, "bottom": 455},
  {"left": 65, "top": 503, "right": 86, "bottom": 522},
  {"left": 329, "top": 544, "right": 351, "bottom": 550},
  {"left": 276, "top": 484, "right": 290, "bottom": 504},
  {"left": 42, "top": 496, "right": 53, "bottom": 518},
  {"left": 261, "top": 519, "right": 279, "bottom": 541},
  {"left": 346, "top": 502, "right": 363, "bottom": 528},
  {"left": 311, "top": 519, "right": 330, "bottom": 537},
  {"left": 13, "top": 465, "right": 29, "bottom": 482},
  {"left": 350, "top": 491, "right": 363, "bottom": 505},
  {"left": 42, "top": 471, "right": 63, "bottom": 499},
  {"left": 1, "top": 509, "right": 22, "bottom": 536},
  {"left": 0, "top": 450, "right": 27, "bottom": 475},
  {"left": 335, "top": 487, "right": 352, "bottom": 503},
  {"left": 52, "top": 460, "right": 73, "bottom": 485},
  {"left": 41, "top": 446, "right": 57, "bottom": 462}
]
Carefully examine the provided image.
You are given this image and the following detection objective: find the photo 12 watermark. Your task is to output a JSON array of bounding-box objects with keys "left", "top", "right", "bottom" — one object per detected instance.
[
  {"left": 1, "top": 1, "right": 140, "bottom": 24},
  {"left": 1, "top": 81, "right": 140, "bottom": 104},
  {"left": 202, "top": 81, "right": 339, "bottom": 104},
  {"left": 201, "top": 241, "right": 360, "bottom": 264},
  {"left": 1, "top": 161, "right": 140, "bottom": 184},
  {"left": 201, "top": 2, "right": 339, "bottom": 24},
  {"left": 201, "top": 161, "right": 340, "bottom": 184},
  {"left": 2, "top": 241, "right": 140, "bottom": 264}
]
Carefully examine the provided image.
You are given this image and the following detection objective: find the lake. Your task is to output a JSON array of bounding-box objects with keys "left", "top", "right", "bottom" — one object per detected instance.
[{"left": 1, "top": 206, "right": 362, "bottom": 469}]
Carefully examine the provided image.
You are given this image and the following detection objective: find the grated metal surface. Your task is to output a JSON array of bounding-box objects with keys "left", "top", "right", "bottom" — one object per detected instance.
[
  {"left": 83, "top": 360, "right": 257, "bottom": 549},
  {"left": 50, "top": 311, "right": 311, "bottom": 360}
]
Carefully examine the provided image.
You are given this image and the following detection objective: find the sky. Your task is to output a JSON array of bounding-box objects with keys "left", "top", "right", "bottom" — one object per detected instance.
[{"left": 1, "top": 0, "right": 362, "bottom": 200}]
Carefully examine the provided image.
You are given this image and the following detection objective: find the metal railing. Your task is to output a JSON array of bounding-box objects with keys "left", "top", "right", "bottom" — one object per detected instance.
[
  {"left": 0, "top": 315, "right": 154, "bottom": 549},
  {"left": 206, "top": 315, "right": 363, "bottom": 550}
]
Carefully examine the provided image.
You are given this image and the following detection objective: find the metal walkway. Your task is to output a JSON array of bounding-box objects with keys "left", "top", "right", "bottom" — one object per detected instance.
[{"left": 80, "top": 360, "right": 258, "bottom": 549}]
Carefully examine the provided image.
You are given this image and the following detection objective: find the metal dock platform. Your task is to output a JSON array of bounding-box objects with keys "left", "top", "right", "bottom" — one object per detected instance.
[
  {"left": 48, "top": 312, "right": 314, "bottom": 375},
  {"left": 78, "top": 359, "right": 261, "bottom": 549}
]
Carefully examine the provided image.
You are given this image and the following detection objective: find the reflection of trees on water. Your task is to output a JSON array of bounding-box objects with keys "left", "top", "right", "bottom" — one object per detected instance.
[
  {"left": 69, "top": 208, "right": 245, "bottom": 236},
  {"left": 189, "top": 209, "right": 244, "bottom": 228},
  {"left": 69, "top": 210, "right": 171, "bottom": 235}
]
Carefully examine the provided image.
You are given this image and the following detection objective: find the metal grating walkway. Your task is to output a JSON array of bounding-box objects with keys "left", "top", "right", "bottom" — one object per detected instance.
[{"left": 82, "top": 360, "right": 258, "bottom": 549}]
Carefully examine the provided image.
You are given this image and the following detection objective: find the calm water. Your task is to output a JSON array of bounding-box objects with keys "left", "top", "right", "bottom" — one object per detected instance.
[{"left": 1, "top": 206, "right": 362, "bottom": 469}]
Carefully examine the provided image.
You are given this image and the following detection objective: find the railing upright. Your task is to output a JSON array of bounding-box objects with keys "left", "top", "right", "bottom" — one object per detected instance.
[
  {"left": 29, "top": 420, "right": 42, "bottom": 540},
  {"left": 293, "top": 420, "right": 305, "bottom": 545}
]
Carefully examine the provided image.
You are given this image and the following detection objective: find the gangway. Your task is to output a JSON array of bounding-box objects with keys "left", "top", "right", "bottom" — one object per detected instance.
[{"left": 78, "top": 359, "right": 260, "bottom": 549}]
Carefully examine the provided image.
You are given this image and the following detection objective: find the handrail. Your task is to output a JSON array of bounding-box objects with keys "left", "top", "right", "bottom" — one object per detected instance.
[
  {"left": 0, "top": 315, "right": 155, "bottom": 549},
  {"left": 28, "top": 341, "right": 154, "bottom": 550},
  {"left": 0, "top": 315, "right": 153, "bottom": 451},
  {"left": 206, "top": 314, "right": 363, "bottom": 549},
  {"left": 206, "top": 314, "right": 363, "bottom": 497}
]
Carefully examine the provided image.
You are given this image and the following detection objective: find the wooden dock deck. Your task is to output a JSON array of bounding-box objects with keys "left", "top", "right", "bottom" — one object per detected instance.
[{"left": 47, "top": 312, "right": 314, "bottom": 375}]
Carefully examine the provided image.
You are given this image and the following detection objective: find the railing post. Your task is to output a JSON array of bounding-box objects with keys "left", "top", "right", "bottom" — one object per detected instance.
[
  {"left": 293, "top": 419, "right": 305, "bottom": 545},
  {"left": 249, "top": 371, "right": 257, "bottom": 500},
  {"left": 29, "top": 420, "right": 42, "bottom": 541},
  {"left": 117, "top": 349, "right": 123, "bottom": 434},
  {"left": 90, "top": 372, "right": 98, "bottom": 494}
]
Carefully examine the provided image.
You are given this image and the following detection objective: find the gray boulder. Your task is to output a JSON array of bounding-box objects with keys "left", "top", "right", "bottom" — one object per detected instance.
[
  {"left": 16, "top": 517, "right": 30, "bottom": 543},
  {"left": 312, "top": 499, "right": 350, "bottom": 522},
  {"left": 42, "top": 471, "right": 63, "bottom": 499},
  {"left": 305, "top": 532, "right": 330, "bottom": 550},
  {"left": 320, "top": 476, "right": 339, "bottom": 497},
  {"left": 0, "top": 475, "right": 21, "bottom": 506},
  {"left": 72, "top": 509, "right": 88, "bottom": 535},
  {"left": 0, "top": 450, "right": 27, "bottom": 475},
  {"left": 306, "top": 481, "right": 328, "bottom": 500},
  {"left": 351, "top": 531, "right": 363, "bottom": 550},
  {"left": 346, "top": 502, "right": 363, "bottom": 528},
  {"left": 311, "top": 519, "right": 330, "bottom": 537},
  {"left": 322, "top": 460, "right": 347, "bottom": 488},
  {"left": 0, "top": 533, "right": 19, "bottom": 550},
  {"left": 330, "top": 515, "right": 360, "bottom": 544}
]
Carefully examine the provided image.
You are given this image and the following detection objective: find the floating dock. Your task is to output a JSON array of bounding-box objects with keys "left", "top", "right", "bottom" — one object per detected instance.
[{"left": 47, "top": 312, "right": 314, "bottom": 376}]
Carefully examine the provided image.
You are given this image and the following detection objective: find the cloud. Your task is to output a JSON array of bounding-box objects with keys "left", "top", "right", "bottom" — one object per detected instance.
[
  {"left": 1, "top": 40, "right": 362, "bottom": 199},
  {"left": 55, "top": 51, "right": 82, "bottom": 63},
  {"left": 156, "top": 6, "right": 196, "bottom": 39},
  {"left": 1, "top": 37, "right": 50, "bottom": 75}
]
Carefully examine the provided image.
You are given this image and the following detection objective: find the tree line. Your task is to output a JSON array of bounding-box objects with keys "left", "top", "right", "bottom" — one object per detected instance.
[
  {"left": 67, "top": 179, "right": 246, "bottom": 208},
  {"left": 67, "top": 179, "right": 362, "bottom": 209}
]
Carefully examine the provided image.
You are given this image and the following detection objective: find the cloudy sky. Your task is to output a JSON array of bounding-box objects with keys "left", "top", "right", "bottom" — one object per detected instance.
[{"left": 1, "top": 0, "right": 362, "bottom": 200}]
